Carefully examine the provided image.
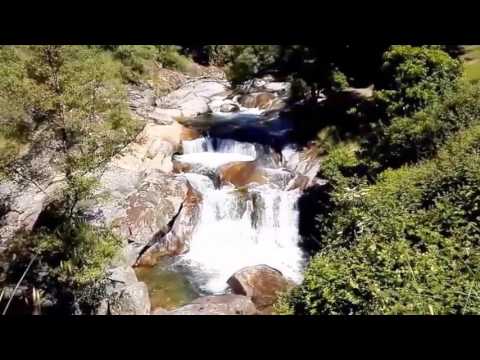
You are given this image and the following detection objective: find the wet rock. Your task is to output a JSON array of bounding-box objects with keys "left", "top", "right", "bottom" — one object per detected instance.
[
  {"left": 172, "top": 159, "right": 193, "bottom": 174},
  {"left": 263, "top": 82, "right": 291, "bottom": 94},
  {"left": 217, "top": 161, "right": 266, "bottom": 188},
  {"left": 136, "top": 186, "right": 202, "bottom": 266},
  {"left": 286, "top": 174, "right": 311, "bottom": 191},
  {"left": 220, "top": 102, "right": 240, "bottom": 113},
  {"left": 180, "top": 126, "right": 202, "bottom": 141},
  {"left": 227, "top": 265, "right": 295, "bottom": 313},
  {"left": 238, "top": 92, "right": 276, "bottom": 109},
  {"left": 284, "top": 147, "right": 321, "bottom": 188},
  {"left": 156, "top": 295, "right": 257, "bottom": 315},
  {"left": 262, "top": 168, "right": 295, "bottom": 189}
]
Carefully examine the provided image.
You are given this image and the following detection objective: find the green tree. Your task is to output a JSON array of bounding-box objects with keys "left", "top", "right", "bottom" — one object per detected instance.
[
  {"left": 0, "top": 46, "right": 141, "bottom": 313},
  {"left": 375, "top": 45, "right": 462, "bottom": 118},
  {"left": 277, "top": 123, "right": 480, "bottom": 315}
]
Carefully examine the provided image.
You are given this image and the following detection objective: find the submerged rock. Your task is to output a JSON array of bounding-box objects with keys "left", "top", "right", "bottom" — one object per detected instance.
[
  {"left": 227, "top": 265, "right": 295, "bottom": 313},
  {"left": 154, "top": 295, "right": 257, "bottom": 315}
]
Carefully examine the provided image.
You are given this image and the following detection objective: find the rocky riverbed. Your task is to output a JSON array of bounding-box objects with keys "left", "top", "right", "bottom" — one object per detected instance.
[{"left": 0, "top": 69, "right": 324, "bottom": 315}]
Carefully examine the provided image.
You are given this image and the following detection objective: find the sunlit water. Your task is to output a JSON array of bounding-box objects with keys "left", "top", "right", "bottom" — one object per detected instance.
[
  {"left": 172, "top": 136, "right": 306, "bottom": 294},
  {"left": 141, "top": 100, "right": 307, "bottom": 301}
]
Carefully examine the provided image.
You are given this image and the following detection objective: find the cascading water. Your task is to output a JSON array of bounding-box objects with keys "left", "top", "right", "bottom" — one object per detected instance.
[
  {"left": 172, "top": 135, "right": 307, "bottom": 294},
  {"left": 139, "top": 83, "right": 310, "bottom": 305}
]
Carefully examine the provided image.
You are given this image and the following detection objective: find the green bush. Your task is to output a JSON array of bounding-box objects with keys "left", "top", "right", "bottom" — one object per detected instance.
[
  {"left": 330, "top": 69, "right": 350, "bottom": 92},
  {"left": 203, "top": 45, "right": 280, "bottom": 84},
  {"left": 112, "top": 45, "right": 157, "bottom": 83},
  {"left": 157, "top": 45, "right": 192, "bottom": 72},
  {"left": 367, "top": 81, "right": 480, "bottom": 168},
  {"left": 376, "top": 45, "right": 462, "bottom": 118},
  {"left": 276, "top": 124, "right": 480, "bottom": 315}
]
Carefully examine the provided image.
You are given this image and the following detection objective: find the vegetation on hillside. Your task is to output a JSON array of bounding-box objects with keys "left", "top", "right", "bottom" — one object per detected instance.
[
  {"left": 0, "top": 45, "right": 142, "bottom": 313},
  {"left": 273, "top": 45, "right": 480, "bottom": 315},
  {"left": 1, "top": 44, "right": 479, "bottom": 315}
]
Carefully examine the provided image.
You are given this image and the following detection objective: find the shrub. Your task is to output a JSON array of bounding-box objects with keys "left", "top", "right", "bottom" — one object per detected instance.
[
  {"left": 203, "top": 45, "right": 280, "bottom": 84},
  {"left": 156, "top": 45, "right": 192, "bottom": 72},
  {"left": 330, "top": 69, "right": 350, "bottom": 92},
  {"left": 367, "top": 81, "right": 480, "bottom": 168},
  {"left": 277, "top": 124, "right": 480, "bottom": 314},
  {"left": 375, "top": 45, "right": 462, "bottom": 118},
  {"left": 112, "top": 45, "right": 157, "bottom": 83}
]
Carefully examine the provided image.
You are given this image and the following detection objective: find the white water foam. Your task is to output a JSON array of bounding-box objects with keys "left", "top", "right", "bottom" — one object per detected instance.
[
  {"left": 174, "top": 123, "right": 305, "bottom": 294},
  {"left": 178, "top": 184, "right": 305, "bottom": 294}
]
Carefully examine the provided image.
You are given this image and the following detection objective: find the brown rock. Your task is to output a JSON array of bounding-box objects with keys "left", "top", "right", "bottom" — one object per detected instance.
[
  {"left": 180, "top": 125, "right": 202, "bottom": 141},
  {"left": 238, "top": 92, "right": 276, "bottom": 109},
  {"left": 227, "top": 265, "right": 295, "bottom": 313},
  {"left": 217, "top": 161, "right": 266, "bottom": 188},
  {"left": 238, "top": 94, "right": 257, "bottom": 108},
  {"left": 136, "top": 185, "right": 202, "bottom": 266},
  {"left": 110, "top": 171, "right": 189, "bottom": 248},
  {"left": 255, "top": 93, "right": 276, "bottom": 109},
  {"left": 156, "top": 295, "right": 257, "bottom": 315},
  {"left": 172, "top": 159, "right": 192, "bottom": 174}
]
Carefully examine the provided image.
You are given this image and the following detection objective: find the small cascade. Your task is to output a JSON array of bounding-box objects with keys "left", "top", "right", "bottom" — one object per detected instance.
[
  {"left": 178, "top": 184, "right": 305, "bottom": 294},
  {"left": 172, "top": 136, "right": 306, "bottom": 294},
  {"left": 147, "top": 81, "right": 308, "bottom": 298}
]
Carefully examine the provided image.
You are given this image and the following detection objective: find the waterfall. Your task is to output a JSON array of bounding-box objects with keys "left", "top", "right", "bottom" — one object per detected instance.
[
  {"left": 176, "top": 137, "right": 257, "bottom": 170},
  {"left": 174, "top": 140, "right": 306, "bottom": 294},
  {"left": 182, "top": 137, "right": 257, "bottom": 158},
  {"left": 178, "top": 185, "right": 305, "bottom": 294}
]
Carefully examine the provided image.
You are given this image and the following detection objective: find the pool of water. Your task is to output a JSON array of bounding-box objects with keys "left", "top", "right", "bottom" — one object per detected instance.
[{"left": 135, "top": 259, "right": 200, "bottom": 311}]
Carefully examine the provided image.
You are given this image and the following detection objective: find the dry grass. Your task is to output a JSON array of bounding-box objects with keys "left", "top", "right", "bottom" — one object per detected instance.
[{"left": 461, "top": 46, "right": 480, "bottom": 82}]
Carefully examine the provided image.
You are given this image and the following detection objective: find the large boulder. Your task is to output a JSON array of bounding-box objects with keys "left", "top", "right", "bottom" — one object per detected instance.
[
  {"left": 111, "top": 171, "right": 189, "bottom": 247},
  {"left": 159, "top": 79, "right": 230, "bottom": 118},
  {"left": 283, "top": 146, "right": 321, "bottom": 189},
  {"left": 107, "top": 267, "right": 151, "bottom": 315},
  {"left": 154, "top": 295, "right": 257, "bottom": 315},
  {"left": 136, "top": 185, "right": 202, "bottom": 266},
  {"left": 98, "top": 266, "right": 151, "bottom": 315},
  {"left": 0, "top": 136, "right": 64, "bottom": 245},
  {"left": 227, "top": 265, "right": 295, "bottom": 313},
  {"left": 217, "top": 161, "right": 266, "bottom": 188},
  {"left": 238, "top": 92, "right": 276, "bottom": 109},
  {"left": 85, "top": 170, "right": 190, "bottom": 266}
]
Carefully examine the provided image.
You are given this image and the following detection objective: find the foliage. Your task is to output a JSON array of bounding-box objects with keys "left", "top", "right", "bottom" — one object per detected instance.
[
  {"left": 278, "top": 124, "right": 480, "bottom": 314},
  {"left": 365, "top": 81, "right": 480, "bottom": 169},
  {"left": 156, "top": 45, "right": 192, "bottom": 72},
  {"left": 203, "top": 45, "right": 280, "bottom": 84},
  {"left": 111, "top": 45, "right": 158, "bottom": 83},
  {"left": 375, "top": 45, "right": 462, "bottom": 118},
  {"left": 330, "top": 69, "right": 349, "bottom": 92},
  {"left": 0, "top": 46, "right": 141, "bottom": 313},
  {"left": 2, "top": 218, "right": 121, "bottom": 313},
  {"left": 32, "top": 222, "right": 120, "bottom": 287}
]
